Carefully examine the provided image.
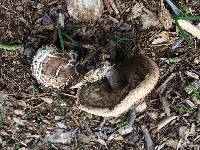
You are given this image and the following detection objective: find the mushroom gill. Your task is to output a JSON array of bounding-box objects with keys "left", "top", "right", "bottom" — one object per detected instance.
[{"left": 77, "top": 55, "right": 159, "bottom": 117}]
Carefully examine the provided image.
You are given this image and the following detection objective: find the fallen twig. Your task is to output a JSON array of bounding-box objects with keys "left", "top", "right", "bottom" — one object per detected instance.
[
  {"left": 108, "top": 0, "right": 119, "bottom": 15},
  {"left": 154, "top": 116, "right": 177, "bottom": 133},
  {"left": 141, "top": 124, "right": 154, "bottom": 150}
]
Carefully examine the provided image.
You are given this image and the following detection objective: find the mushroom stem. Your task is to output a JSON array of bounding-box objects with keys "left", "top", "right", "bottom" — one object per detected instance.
[{"left": 105, "top": 65, "right": 122, "bottom": 91}]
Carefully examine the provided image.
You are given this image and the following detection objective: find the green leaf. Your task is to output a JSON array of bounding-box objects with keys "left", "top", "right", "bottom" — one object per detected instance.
[
  {"left": 56, "top": 22, "right": 64, "bottom": 53},
  {"left": 32, "top": 86, "right": 38, "bottom": 97},
  {"left": 117, "top": 37, "right": 133, "bottom": 44},
  {"left": 189, "top": 84, "right": 200, "bottom": 100},
  {"left": 72, "top": 28, "right": 81, "bottom": 38},
  {"left": 171, "top": 106, "right": 195, "bottom": 113},
  {"left": 61, "top": 32, "right": 76, "bottom": 44}
]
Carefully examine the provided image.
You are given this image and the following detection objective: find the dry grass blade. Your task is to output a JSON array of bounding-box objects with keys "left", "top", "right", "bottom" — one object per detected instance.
[
  {"left": 174, "top": 18, "right": 193, "bottom": 44},
  {"left": 177, "top": 19, "right": 200, "bottom": 39}
]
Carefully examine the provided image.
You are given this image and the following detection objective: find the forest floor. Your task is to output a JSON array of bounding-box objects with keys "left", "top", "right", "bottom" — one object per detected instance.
[{"left": 0, "top": 0, "right": 200, "bottom": 149}]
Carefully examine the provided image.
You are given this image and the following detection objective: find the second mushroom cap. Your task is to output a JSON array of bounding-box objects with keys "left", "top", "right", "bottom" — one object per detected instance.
[
  {"left": 31, "top": 45, "right": 78, "bottom": 89},
  {"left": 67, "top": 0, "right": 104, "bottom": 22}
]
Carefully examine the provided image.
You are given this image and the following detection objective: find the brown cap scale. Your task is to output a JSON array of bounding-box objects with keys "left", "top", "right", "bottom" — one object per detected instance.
[
  {"left": 31, "top": 45, "right": 78, "bottom": 89},
  {"left": 67, "top": 0, "right": 104, "bottom": 22}
]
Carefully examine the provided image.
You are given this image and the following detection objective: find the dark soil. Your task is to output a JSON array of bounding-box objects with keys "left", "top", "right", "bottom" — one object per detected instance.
[{"left": 0, "top": 0, "right": 200, "bottom": 149}]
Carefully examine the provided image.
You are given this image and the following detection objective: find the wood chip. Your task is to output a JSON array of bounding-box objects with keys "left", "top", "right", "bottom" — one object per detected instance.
[
  {"left": 103, "top": 0, "right": 113, "bottom": 13},
  {"left": 159, "top": 91, "right": 171, "bottom": 116},
  {"left": 189, "top": 123, "right": 196, "bottom": 136},
  {"left": 127, "top": 2, "right": 143, "bottom": 20},
  {"left": 154, "top": 116, "right": 177, "bottom": 132},
  {"left": 179, "top": 126, "right": 189, "bottom": 139},
  {"left": 40, "top": 97, "right": 53, "bottom": 104},
  {"left": 159, "top": 0, "right": 173, "bottom": 29},
  {"left": 185, "top": 71, "right": 199, "bottom": 79},
  {"left": 108, "top": 0, "right": 119, "bottom": 15},
  {"left": 141, "top": 8, "right": 160, "bottom": 29}
]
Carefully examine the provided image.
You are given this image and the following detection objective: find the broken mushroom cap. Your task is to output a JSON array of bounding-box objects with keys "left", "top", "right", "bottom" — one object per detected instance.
[
  {"left": 67, "top": 0, "right": 104, "bottom": 22},
  {"left": 77, "top": 55, "right": 159, "bottom": 117},
  {"left": 31, "top": 45, "right": 77, "bottom": 89}
]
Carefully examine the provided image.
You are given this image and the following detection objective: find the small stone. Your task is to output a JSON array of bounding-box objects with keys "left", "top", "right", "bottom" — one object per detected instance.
[
  {"left": 194, "top": 57, "right": 200, "bottom": 64},
  {"left": 46, "top": 130, "right": 74, "bottom": 144},
  {"left": 16, "top": 6, "right": 23, "bottom": 11},
  {"left": 13, "top": 117, "right": 26, "bottom": 126},
  {"left": 127, "top": 133, "right": 140, "bottom": 144},
  {"left": 189, "top": 123, "right": 195, "bottom": 136},
  {"left": 42, "top": 13, "right": 52, "bottom": 25},
  {"left": 36, "top": 3, "right": 44, "bottom": 9},
  {"left": 147, "top": 111, "right": 158, "bottom": 120},
  {"left": 114, "top": 135, "right": 124, "bottom": 141},
  {"left": 165, "top": 138, "right": 178, "bottom": 149},
  {"left": 80, "top": 134, "right": 92, "bottom": 143},
  {"left": 23, "top": 47, "right": 34, "bottom": 58},
  {"left": 179, "top": 126, "right": 189, "bottom": 139},
  {"left": 14, "top": 110, "right": 24, "bottom": 116},
  {"left": 57, "top": 122, "right": 66, "bottom": 129},
  {"left": 118, "top": 125, "right": 133, "bottom": 135},
  {"left": 185, "top": 71, "right": 199, "bottom": 80}
]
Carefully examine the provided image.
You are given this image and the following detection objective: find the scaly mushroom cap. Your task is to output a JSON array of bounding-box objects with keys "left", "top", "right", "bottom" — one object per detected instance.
[
  {"left": 67, "top": 0, "right": 104, "bottom": 22},
  {"left": 78, "top": 55, "right": 159, "bottom": 117},
  {"left": 31, "top": 45, "right": 77, "bottom": 89}
]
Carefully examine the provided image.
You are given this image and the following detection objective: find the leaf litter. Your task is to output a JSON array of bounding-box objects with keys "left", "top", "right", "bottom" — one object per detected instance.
[{"left": 0, "top": 0, "right": 200, "bottom": 149}]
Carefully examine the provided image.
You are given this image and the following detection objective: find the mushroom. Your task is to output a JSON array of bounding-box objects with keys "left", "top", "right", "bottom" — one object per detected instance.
[
  {"left": 67, "top": 0, "right": 104, "bottom": 22},
  {"left": 77, "top": 55, "right": 159, "bottom": 117},
  {"left": 31, "top": 45, "right": 78, "bottom": 89}
]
